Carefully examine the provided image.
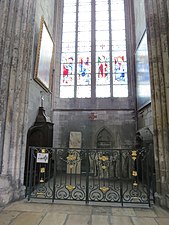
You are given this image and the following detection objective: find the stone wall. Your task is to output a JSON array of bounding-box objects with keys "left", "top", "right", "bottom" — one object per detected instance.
[
  {"left": 0, "top": 0, "right": 56, "bottom": 206},
  {"left": 133, "top": 0, "right": 169, "bottom": 209},
  {"left": 53, "top": 109, "right": 136, "bottom": 149},
  {"left": 52, "top": 0, "right": 136, "bottom": 150},
  {"left": 27, "top": 0, "right": 55, "bottom": 129}
]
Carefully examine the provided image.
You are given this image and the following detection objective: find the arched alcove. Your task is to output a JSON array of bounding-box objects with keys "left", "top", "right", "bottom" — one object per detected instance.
[{"left": 96, "top": 127, "right": 113, "bottom": 148}]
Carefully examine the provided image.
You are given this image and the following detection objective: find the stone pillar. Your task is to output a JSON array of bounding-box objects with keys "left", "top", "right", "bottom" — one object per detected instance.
[
  {"left": 144, "top": 0, "right": 169, "bottom": 208},
  {"left": 0, "top": 0, "right": 36, "bottom": 205}
]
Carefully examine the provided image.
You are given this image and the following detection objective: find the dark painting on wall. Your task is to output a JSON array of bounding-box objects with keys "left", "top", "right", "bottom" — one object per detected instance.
[{"left": 135, "top": 31, "right": 151, "bottom": 110}]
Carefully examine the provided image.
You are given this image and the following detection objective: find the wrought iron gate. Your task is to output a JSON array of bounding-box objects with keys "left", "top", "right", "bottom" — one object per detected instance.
[{"left": 25, "top": 147, "right": 154, "bottom": 206}]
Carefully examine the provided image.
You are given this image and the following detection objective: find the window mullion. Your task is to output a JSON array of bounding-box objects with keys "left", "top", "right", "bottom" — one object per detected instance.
[
  {"left": 109, "top": 0, "right": 113, "bottom": 98},
  {"left": 74, "top": 0, "right": 79, "bottom": 98},
  {"left": 91, "top": 0, "right": 96, "bottom": 99}
]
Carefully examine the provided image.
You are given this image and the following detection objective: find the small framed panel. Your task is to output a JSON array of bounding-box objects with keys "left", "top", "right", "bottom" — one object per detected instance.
[{"left": 34, "top": 17, "right": 54, "bottom": 91}]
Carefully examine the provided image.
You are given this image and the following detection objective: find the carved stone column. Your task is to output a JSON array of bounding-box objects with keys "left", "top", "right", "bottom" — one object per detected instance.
[
  {"left": 144, "top": 0, "right": 169, "bottom": 208},
  {"left": 0, "top": 0, "right": 36, "bottom": 205}
]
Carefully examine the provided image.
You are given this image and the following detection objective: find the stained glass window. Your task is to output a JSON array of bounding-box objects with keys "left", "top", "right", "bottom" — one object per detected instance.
[{"left": 60, "top": 0, "right": 128, "bottom": 98}]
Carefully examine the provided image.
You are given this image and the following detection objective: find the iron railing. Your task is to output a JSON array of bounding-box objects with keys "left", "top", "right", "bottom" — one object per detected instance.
[{"left": 25, "top": 147, "right": 155, "bottom": 206}]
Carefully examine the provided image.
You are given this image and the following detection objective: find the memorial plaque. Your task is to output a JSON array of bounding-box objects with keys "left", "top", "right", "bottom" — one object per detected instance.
[{"left": 69, "top": 132, "right": 82, "bottom": 148}]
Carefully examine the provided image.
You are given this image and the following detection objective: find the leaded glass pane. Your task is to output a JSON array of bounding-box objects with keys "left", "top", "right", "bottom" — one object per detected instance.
[
  {"left": 96, "top": 31, "right": 109, "bottom": 41},
  {"left": 96, "top": 73, "right": 110, "bottom": 85},
  {"left": 96, "top": 41, "right": 109, "bottom": 52},
  {"left": 60, "top": 86, "right": 74, "bottom": 98},
  {"left": 96, "top": 21, "right": 109, "bottom": 31},
  {"left": 62, "top": 32, "right": 76, "bottom": 42},
  {"left": 61, "top": 53, "right": 75, "bottom": 63},
  {"left": 79, "top": 0, "right": 91, "bottom": 3},
  {"left": 64, "top": 5, "right": 76, "bottom": 13},
  {"left": 112, "top": 51, "right": 126, "bottom": 60},
  {"left": 112, "top": 30, "right": 126, "bottom": 41},
  {"left": 77, "top": 72, "right": 91, "bottom": 85},
  {"left": 60, "top": 53, "right": 75, "bottom": 85},
  {"left": 64, "top": 0, "right": 76, "bottom": 4},
  {"left": 113, "top": 85, "right": 128, "bottom": 97},
  {"left": 112, "top": 41, "right": 126, "bottom": 51},
  {"left": 62, "top": 42, "right": 75, "bottom": 53},
  {"left": 60, "top": 0, "right": 128, "bottom": 99},
  {"left": 79, "top": 2, "right": 91, "bottom": 10},
  {"left": 77, "top": 53, "right": 91, "bottom": 85},
  {"left": 77, "top": 86, "right": 91, "bottom": 98},
  {"left": 96, "top": 12, "right": 109, "bottom": 21},
  {"left": 79, "top": 12, "right": 91, "bottom": 22},
  {"left": 78, "top": 31, "right": 91, "bottom": 42},
  {"left": 96, "top": 85, "right": 111, "bottom": 98},
  {"left": 63, "top": 13, "right": 76, "bottom": 23},
  {"left": 61, "top": 59, "right": 75, "bottom": 77},
  {"left": 111, "top": 12, "right": 125, "bottom": 20},
  {"left": 111, "top": 20, "right": 125, "bottom": 30},
  {"left": 63, "top": 23, "right": 76, "bottom": 33},
  {"left": 78, "top": 22, "right": 91, "bottom": 32},
  {"left": 78, "top": 41, "right": 91, "bottom": 52},
  {"left": 113, "top": 73, "right": 127, "bottom": 85},
  {"left": 96, "top": 53, "right": 110, "bottom": 76}
]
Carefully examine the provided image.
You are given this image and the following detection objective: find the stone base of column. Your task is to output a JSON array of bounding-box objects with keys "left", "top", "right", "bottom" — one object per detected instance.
[
  {"left": 155, "top": 192, "right": 169, "bottom": 210},
  {"left": 0, "top": 175, "right": 25, "bottom": 206}
]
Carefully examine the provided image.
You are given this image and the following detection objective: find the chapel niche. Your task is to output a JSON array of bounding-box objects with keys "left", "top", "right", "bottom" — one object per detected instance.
[{"left": 96, "top": 128, "right": 112, "bottom": 148}]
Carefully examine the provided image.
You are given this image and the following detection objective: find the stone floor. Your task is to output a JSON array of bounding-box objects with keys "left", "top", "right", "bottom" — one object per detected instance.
[{"left": 0, "top": 200, "right": 169, "bottom": 225}]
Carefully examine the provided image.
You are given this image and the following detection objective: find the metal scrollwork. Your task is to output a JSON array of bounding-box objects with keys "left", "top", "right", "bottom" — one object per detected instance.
[{"left": 27, "top": 147, "right": 152, "bottom": 206}]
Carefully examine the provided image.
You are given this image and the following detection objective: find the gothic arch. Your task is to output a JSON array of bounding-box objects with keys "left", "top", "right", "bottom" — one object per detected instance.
[{"left": 96, "top": 127, "right": 113, "bottom": 148}]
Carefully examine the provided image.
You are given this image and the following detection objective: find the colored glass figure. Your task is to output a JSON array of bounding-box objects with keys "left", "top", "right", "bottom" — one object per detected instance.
[
  {"left": 97, "top": 55, "right": 108, "bottom": 78},
  {"left": 113, "top": 55, "right": 127, "bottom": 84},
  {"left": 62, "top": 56, "right": 75, "bottom": 85},
  {"left": 77, "top": 55, "right": 91, "bottom": 86},
  {"left": 60, "top": 0, "right": 127, "bottom": 98}
]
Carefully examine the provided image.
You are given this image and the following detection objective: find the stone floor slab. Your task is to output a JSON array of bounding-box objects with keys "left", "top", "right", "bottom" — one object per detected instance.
[
  {"left": 110, "top": 216, "right": 133, "bottom": 225},
  {"left": 92, "top": 215, "right": 109, "bottom": 225},
  {"left": 112, "top": 207, "right": 136, "bottom": 216},
  {"left": 132, "top": 217, "right": 158, "bottom": 225},
  {"left": 48, "top": 204, "right": 92, "bottom": 215},
  {"left": 153, "top": 206, "right": 169, "bottom": 218},
  {"left": 134, "top": 208, "right": 157, "bottom": 217},
  {"left": 4, "top": 201, "right": 50, "bottom": 213},
  {"left": 39, "top": 212, "right": 67, "bottom": 225},
  {"left": 92, "top": 206, "right": 112, "bottom": 215},
  {"left": 66, "top": 214, "right": 90, "bottom": 225},
  {"left": 0, "top": 211, "right": 20, "bottom": 225},
  {"left": 9, "top": 212, "right": 44, "bottom": 225},
  {"left": 155, "top": 218, "right": 169, "bottom": 225}
]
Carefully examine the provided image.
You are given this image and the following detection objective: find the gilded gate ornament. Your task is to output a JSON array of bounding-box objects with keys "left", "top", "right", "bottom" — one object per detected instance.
[
  {"left": 40, "top": 178, "right": 44, "bottom": 183},
  {"left": 133, "top": 181, "right": 138, "bottom": 187},
  {"left": 131, "top": 150, "right": 137, "bottom": 160},
  {"left": 67, "top": 154, "right": 76, "bottom": 161},
  {"left": 132, "top": 170, "right": 137, "bottom": 176},
  {"left": 100, "top": 186, "right": 109, "bottom": 193},
  {"left": 66, "top": 185, "right": 75, "bottom": 192},
  {"left": 40, "top": 167, "right": 45, "bottom": 173},
  {"left": 99, "top": 155, "right": 109, "bottom": 161},
  {"left": 41, "top": 148, "right": 46, "bottom": 153}
]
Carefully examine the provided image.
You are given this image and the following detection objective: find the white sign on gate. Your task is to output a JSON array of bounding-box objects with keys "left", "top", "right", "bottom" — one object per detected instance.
[{"left": 37, "top": 153, "right": 49, "bottom": 163}]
